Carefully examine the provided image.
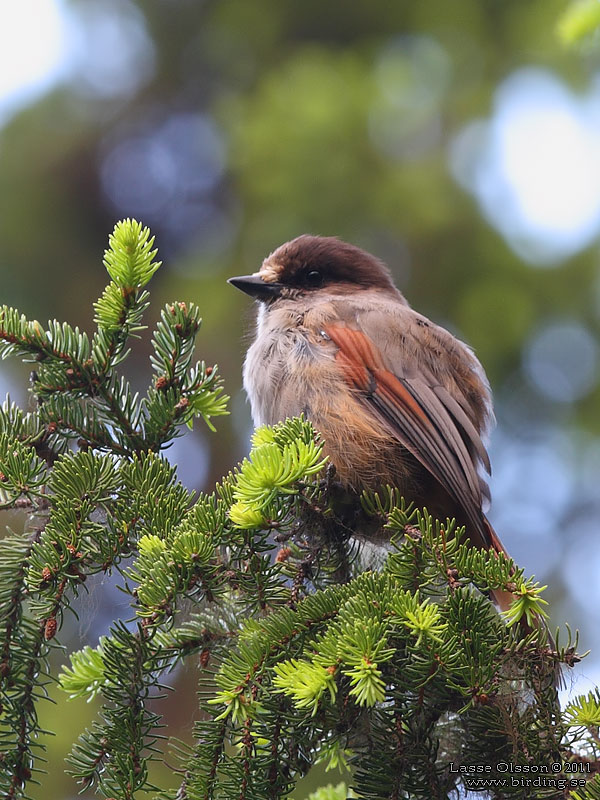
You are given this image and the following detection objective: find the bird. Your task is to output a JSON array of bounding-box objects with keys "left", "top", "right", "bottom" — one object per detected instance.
[{"left": 227, "top": 234, "right": 539, "bottom": 626}]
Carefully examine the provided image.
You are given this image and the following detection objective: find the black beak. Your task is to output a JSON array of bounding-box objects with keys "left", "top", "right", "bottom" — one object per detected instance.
[{"left": 227, "top": 274, "right": 283, "bottom": 300}]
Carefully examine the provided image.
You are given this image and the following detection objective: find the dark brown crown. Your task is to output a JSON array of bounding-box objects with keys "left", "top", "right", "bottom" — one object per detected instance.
[{"left": 264, "top": 235, "right": 397, "bottom": 292}]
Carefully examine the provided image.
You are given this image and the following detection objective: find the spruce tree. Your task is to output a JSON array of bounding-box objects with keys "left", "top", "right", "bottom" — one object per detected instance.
[{"left": 0, "top": 220, "right": 596, "bottom": 800}]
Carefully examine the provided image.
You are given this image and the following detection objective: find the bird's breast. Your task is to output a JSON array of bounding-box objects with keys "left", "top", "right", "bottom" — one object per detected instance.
[
  {"left": 243, "top": 312, "right": 337, "bottom": 427},
  {"left": 242, "top": 307, "right": 406, "bottom": 489}
]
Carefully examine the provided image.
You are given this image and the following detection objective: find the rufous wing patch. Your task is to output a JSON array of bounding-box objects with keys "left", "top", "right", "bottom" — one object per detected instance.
[
  {"left": 324, "top": 321, "right": 492, "bottom": 551},
  {"left": 325, "top": 324, "right": 428, "bottom": 421}
]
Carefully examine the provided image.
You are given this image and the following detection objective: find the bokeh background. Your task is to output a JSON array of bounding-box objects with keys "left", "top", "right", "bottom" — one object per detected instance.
[{"left": 1, "top": 0, "right": 600, "bottom": 796}]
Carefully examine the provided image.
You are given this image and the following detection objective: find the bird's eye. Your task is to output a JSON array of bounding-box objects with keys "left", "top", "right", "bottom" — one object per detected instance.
[{"left": 305, "top": 270, "right": 323, "bottom": 287}]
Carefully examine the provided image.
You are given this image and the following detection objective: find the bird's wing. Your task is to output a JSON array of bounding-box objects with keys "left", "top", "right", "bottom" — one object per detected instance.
[
  {"left": 325, "top": 308, "right": 560, "bottom": 676},
  {"left": 324, "top": 308, "right": 493, "bottom": 549}
]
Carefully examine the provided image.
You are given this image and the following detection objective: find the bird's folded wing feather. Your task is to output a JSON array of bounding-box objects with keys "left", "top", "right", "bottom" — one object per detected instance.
[{"left": 324, "top": 315, "right": 493, "bottom": 549}]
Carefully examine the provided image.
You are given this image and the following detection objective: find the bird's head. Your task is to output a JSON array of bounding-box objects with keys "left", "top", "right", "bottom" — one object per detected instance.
[{"left": 228, "top": 234, "right": 400, "bottom": 304}]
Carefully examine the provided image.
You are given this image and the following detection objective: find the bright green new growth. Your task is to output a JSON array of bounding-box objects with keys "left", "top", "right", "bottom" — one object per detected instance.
[
  {"left": 273, "top": 659, "right": 338, "bottom": 715},
  {"left": 0, "top": 219, "right": 597, "bottom": 800},
  {"left": 103, "top": 217, "right": 162, "bottom": 288},
  {"left": 565, "top": 689, "right": 600, "bottom": 728},
  {"left": 295, "top": 784, "right": 353, "bottom": 800},
  {"left": 60, "top": 641, "right": 107, "bottom": 701}
]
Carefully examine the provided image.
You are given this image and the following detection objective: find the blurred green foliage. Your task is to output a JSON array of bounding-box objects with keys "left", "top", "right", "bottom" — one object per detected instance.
[{"left": 558, "top": 0, "right": 600, "bottom": 45}]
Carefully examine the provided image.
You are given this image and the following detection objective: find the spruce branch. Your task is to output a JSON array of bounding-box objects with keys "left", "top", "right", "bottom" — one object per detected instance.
[
  {"left": 65, "top": 622, "right": 167, "bottom": 798},
  {"left": 0, "top": 219, "right": 231, "bottom": 798},
  {"left": 0, "top": 432, "right": 47, "bottom": 509},
  {"left": 0, "top": 531, "right": 51, "bottom": 800},
  {"left": 1, "top": 219, "right": 228, "bottom": 460}
]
